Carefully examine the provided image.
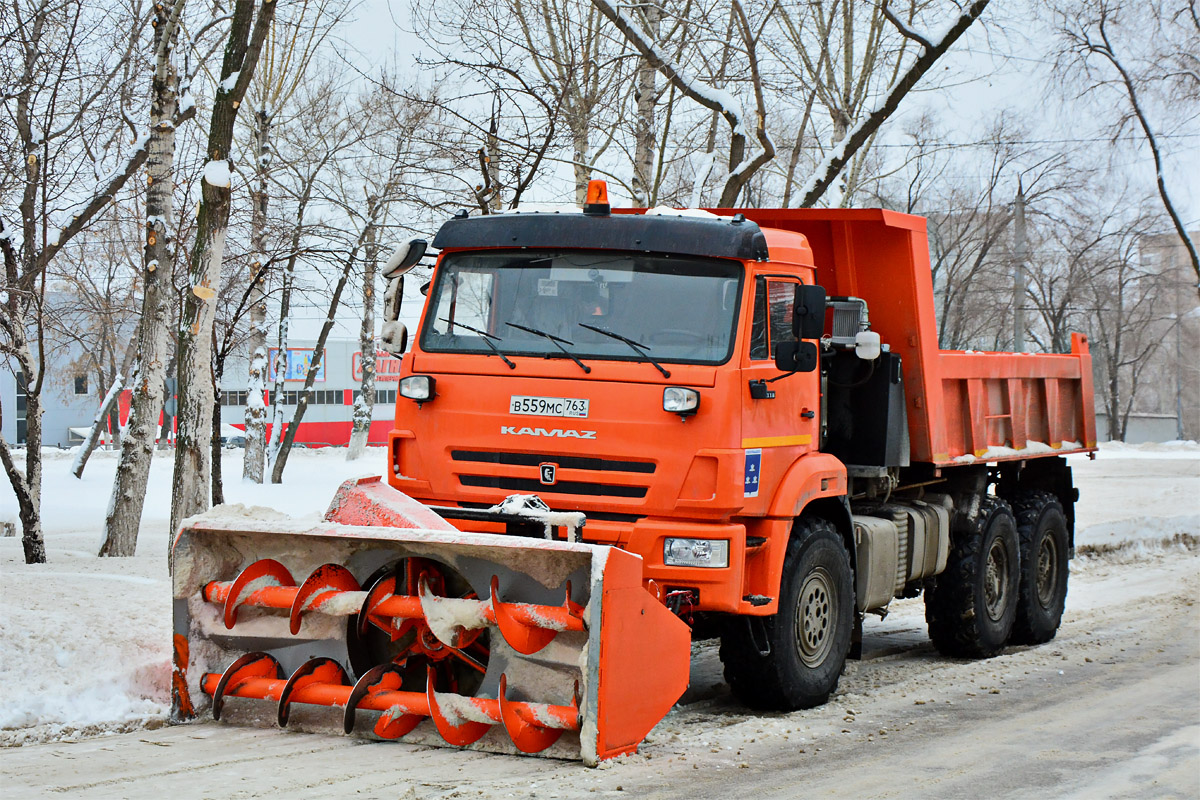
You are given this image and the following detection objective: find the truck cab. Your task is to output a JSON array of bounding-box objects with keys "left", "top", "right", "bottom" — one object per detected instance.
[{"left": 387, "top": 204, "right": 844, "bottom": 620}]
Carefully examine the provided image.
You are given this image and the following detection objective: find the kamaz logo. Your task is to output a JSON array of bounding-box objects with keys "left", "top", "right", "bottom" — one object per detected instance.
[{"left": 500, "top": 426, "right": 596, "bottom": 439}]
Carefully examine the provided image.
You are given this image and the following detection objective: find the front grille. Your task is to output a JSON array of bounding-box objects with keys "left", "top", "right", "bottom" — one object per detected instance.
[
  {"left": 451, "top": 450, "right": 655, "bottom": 473},
  {"left": 459, "top": 475, "right": 648, "bottom": 498},
  {"left": 453, "top": 449, "right": 654, "bottom": 499}
]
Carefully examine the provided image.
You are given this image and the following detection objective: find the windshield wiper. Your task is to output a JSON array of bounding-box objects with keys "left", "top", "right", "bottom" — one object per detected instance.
[
  {"left": 439, "top": 318, "right": 516, "bottom": 369},
  {"left": 578, "top": 322, "right": 671, "bottom": 378},
  {"left": 505, "top": 321, "right": 591, "bottom": 373}
]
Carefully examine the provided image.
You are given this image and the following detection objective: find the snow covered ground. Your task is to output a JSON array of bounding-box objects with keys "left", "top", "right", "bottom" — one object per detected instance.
[
  {"left": 0, "top": 447, "right": 387, "bottom": 745},
  {"left": 1, "top": 442, "right": 1197, "bottom": 781}
]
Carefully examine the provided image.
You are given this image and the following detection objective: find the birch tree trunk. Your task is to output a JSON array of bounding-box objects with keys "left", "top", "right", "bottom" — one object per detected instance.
[
  {"left": 100, "top": 0, "right": 189, "bottom": 558},
  {"left": 267, "top": 193, "right": 313, "bottom": 469},
  {"left": 171, "top": 0, "right": 277, "bottom": 536},
  {"left": 242, "top": 108, "right": 272, "bottom": 482},
  {"left": 73, "top": 335, "right": 139, "bottom": 478},
  {"left": 0, "top": 343, "right": 45, "bottom": 564},
  {"left": 347, "top": 197, "right": 380, "bottom": 461},
  {"left": 630, "top": 2, "right": 659, "bottom": 207}
]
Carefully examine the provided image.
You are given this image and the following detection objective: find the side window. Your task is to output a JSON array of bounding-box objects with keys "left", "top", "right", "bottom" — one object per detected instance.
[
  {"left": 768, "top": 281, "right": 798, "bottom": 356},
  {"left": 749, "top": 278, "right": 799, "bottom": 360},
  {"left": 750, "top": 277, "right": 769, "bottom": 360}
]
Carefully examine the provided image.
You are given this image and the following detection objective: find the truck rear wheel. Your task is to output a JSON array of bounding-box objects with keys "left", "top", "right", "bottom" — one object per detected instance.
[
  {"left": 925, "top": 496, "right": 1019, "bottom": 658},
  {"left": 720, "top": 518, "right": 853, "bottom": 710},
  {"left": 1009, "top": 491, "right": 1069, "bottom": 645}
]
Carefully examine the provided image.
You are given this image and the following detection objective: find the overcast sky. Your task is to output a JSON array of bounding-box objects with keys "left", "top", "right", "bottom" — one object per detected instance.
[{"left": 335, "top": 0, "right": 1198, "bottom": 226}]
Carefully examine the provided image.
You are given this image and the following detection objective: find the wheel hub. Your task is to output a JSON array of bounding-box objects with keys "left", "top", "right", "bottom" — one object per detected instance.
[
  {"left": 984, "top": 538, "right": 1011, "bottom": 622},
  {"left": 1036, "top": 535, "right": 1059, "bottom": 607},
  {"left": 796, "top": 566, "right": 835, "bottom": 667}
]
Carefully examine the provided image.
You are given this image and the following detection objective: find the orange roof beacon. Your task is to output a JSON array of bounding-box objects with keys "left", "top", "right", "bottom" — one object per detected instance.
[{"left": 172, "top": 182, "right": 1097, "bottom": 764}]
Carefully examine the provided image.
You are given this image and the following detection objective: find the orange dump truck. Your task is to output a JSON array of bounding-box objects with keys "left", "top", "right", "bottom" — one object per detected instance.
[{"left": 173, "top": 183, "right": 1097, "bottom": 764}]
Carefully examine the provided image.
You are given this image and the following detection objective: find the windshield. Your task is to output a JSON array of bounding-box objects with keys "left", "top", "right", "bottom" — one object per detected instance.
[{"left": 420, "top": 250, "right": 743, "bottom": 365}]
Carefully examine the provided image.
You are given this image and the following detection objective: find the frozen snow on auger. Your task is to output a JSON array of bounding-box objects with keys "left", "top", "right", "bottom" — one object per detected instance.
[
  {"left": 173, "top": 189, "right": 1097, "bottom": 764},
  {"left": 173, "top": 478, "right": 690, "bottom": 764}
]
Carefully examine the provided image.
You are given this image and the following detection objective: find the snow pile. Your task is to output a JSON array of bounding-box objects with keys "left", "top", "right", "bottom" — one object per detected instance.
[
  {"left": 953, "top": 440, "right": 1082, "bottom": 463},
  {"left": 0, "top": 562, "right": 170, "bottom": 745},
  {"left": 202, "top": 159, "right": 232, "bottom": 188},
  {"left": 645, "top": 206, "right": 722, "bottom": 219},
  {"left": 1, "top": 447, "right": 386, "bottom": 745}
]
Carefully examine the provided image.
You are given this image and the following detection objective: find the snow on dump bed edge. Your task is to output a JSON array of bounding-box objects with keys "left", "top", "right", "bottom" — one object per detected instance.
[{"left": 0, "top": 443, "right": 1195, "bottom": 746}]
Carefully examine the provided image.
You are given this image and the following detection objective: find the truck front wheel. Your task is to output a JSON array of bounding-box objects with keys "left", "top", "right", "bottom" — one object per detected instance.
[
  {"left": 720, "top": 518, "right": 854, "bottom": 710},
  {"left": 925, "top": 496, "right": 1019, "bottom": 658}
]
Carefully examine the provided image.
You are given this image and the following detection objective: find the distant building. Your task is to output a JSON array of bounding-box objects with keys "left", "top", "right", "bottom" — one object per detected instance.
[
  {"left": 0, "top": 359, "right": 104, "bottom": 448},
  {"left": 1138, "top": 231, "right": 1200, "bottom": 441},
  {"left": 218, "top": 336, "right": 402, "bottom": 446}
]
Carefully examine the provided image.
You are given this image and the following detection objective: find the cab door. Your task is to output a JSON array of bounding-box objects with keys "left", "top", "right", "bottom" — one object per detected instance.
[{"left": 739, "top": 272, "right": 821, "bottom": 513}]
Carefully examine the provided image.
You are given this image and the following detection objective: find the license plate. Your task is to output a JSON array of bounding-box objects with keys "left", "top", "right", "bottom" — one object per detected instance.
[{"left": 509, "top": 395, "right": 590, "bottom": 418}]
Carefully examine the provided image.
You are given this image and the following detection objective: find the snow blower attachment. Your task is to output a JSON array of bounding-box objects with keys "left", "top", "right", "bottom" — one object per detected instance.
[{"left": 171, "top": 478, "right": 691, "bottom": 764}]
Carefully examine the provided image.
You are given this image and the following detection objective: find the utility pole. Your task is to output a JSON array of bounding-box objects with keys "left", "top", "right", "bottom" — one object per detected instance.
[{"left": 1013, "top": 180, "right": 1027, "bottom": 352}]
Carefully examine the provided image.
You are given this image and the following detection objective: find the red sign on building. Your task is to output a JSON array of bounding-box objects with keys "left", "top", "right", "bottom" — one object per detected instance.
[{"left": 352, "top": 351, "right": 404, "bottom": 381}]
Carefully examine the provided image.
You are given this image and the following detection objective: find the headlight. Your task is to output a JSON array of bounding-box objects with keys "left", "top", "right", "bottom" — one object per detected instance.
[
  {"left": 663, "top": 538, "right": 729, "bottom": 568},
  {"left": 663, "top": 386, "right": 700, "bottom": 416},
  {"left": 399, "top": 375, "right": 436, "bottom": 402}
]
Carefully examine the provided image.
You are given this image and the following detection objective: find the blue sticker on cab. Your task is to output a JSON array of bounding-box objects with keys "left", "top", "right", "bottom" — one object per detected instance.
[{"left": 744, "top": 448, "right": 762, "bottom": 498}]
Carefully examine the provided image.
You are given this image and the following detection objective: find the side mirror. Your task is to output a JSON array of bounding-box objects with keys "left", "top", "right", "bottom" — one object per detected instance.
[
  {"left": 380, "top": 319, "right": 408, "bottom": 355},
  {"left": 380, "top": 271, "right": 409, "bottom": 356},
  {"left": 791, "top": 284, "right": 827, "bottom": 340},
  {"left": 774, "top": 340, "right": 818, "bottom": 373},
  {"left": 382, "top": 238, "right": 428, "bottom": 279}
]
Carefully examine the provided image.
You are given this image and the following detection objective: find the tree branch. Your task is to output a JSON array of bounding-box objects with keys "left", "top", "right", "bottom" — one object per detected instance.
[{"left": 796, "top": 0, "right": 991, "bottom": 207}]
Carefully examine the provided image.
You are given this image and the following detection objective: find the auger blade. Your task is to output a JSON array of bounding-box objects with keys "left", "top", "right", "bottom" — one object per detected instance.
[
  {"left": 277, "top": 657, "right": 349, "bottom": 727},
  {"left": 289, "top": 564, "right": 361, "bottom": 635}
]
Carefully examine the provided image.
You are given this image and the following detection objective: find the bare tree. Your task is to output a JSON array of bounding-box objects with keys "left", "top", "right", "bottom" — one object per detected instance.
[
  {"left": 242, "top": 0, "right": 345, "bottom": 483},
  {"left": 1, "top": 0, "right": 156, "bottom": 563},
  {"left": 263, "top": 71, "right": 364, "bottom": 471},
  {"left": 792, "top": 0, "right": 992, "bottom": 207},
  {"left": 1079, "top": 201, "right": 1172, "bottom": 440},
  {"left": 171, "top": 0, "right": 277, "bottom": 536},
  {"left": 102, "top": 0, "right": 221, "bottom": 557},
  {"left": 592, "top": 0, "right": 775, "bottom": 207},
  {"left": 1056, "top": 0, "right": 1199, "bottom": 290}
]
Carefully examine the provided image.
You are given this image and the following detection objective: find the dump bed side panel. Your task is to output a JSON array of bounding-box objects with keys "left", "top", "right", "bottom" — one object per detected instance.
[{"left": 937, "top": 333, "right": 1098, "bottom": 464}]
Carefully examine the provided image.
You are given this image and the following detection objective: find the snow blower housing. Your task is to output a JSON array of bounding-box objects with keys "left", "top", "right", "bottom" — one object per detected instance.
[{"left": 173, "top": 186, "right": 1096, "bottom": 764}]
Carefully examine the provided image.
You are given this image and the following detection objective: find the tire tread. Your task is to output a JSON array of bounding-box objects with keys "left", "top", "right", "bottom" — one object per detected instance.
[{"left": 925, "top": 496, "right": 1017, "bottom": 658}]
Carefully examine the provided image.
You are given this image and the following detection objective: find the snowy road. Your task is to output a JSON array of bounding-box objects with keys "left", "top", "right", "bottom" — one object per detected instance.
[{"left": 2, "top": 445, "right": 1198, "bottom": 798}]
